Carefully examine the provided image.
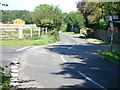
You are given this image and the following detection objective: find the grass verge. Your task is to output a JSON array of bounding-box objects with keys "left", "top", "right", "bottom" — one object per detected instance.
[
  {"left": 0, "top": 35, "right": 58, "bottom": 46},
  {"left": 86, "top": 38, "right": 104, "bottom": 44},
  {"left": 100, "top": 50, "right": 120, "bottom": 65}
]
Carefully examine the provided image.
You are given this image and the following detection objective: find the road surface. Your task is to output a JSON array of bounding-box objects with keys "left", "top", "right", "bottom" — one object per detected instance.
[{"left": 1, "top": 32, "right": 120, "bottom": 89}]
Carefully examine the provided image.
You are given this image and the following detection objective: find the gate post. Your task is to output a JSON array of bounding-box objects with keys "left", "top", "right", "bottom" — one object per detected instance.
[{"left": 18, "top": 28, "right": 23, "bottom": 39}]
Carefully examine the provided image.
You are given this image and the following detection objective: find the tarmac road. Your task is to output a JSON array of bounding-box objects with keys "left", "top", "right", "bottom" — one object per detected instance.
[
  {"left": 1, "top": 32, "right": 120, "bottom": 89},
  {"left": 18, "top": 32, "right": 120, "bottom": 89}
]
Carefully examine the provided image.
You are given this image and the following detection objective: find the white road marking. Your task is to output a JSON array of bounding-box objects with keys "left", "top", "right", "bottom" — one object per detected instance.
[
  {"left": 77, "top": 71, "right": 107, "bottom": 90},
  {"left": 68, "top": 47, "right": 72, "bottom": 49},
  {"left": 16, "top": 46, "right": 30, "bottom": 52},
  {"left": 68, "top": 43, "right": 79, "bottom": 50},
  {"left": 77, "top": 43, "right": 79, "bottom": 45},
  {"left": 61, "top": 55, "right": 67, "bottom": 62},
  {"left": 27, "top": 46, "right": 40, "bottom": 51}
]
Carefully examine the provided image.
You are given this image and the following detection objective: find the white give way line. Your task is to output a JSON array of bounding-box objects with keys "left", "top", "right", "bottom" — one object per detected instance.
[
  {"left": 16, "top": 46, "right": 30, "bottom": 52},
  {"left": 60, "top": 55, "right": 106, "bottom": 90},
  {"left": 16, "top": 46, "right": 43, "bottom": 52}
]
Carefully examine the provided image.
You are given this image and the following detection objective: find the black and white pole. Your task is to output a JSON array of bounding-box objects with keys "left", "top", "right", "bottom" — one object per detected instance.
[
  {"left": 110, "top": 22, "right": 114, "bottom": 52},
  {"left": 109, "top": 16, "right": 114, "bottom": 52},
  {"left": 10, "top": 58, "right": 20, "bottom": 89}
]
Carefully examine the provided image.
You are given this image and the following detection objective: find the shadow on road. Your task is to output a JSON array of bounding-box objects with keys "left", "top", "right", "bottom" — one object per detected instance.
[{"left": 45, "top": 43, "right": 120, "bottom": 89}]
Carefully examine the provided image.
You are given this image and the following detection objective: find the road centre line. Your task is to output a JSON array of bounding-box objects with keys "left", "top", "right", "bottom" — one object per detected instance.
[
  {"left": 68, "top": 43, "right": 79, "bottom": 50},
  {"left": 77, "top": 43, "right": 79, "bottom": 45},
  {"left": 77, "top": 71, "right": 107, "bottom": 90},
  {"left": 16, "top": 46, "right": 30, "bottom": 52},
  {"left": 60, "top": 55, "right": 67, "bottom": 62}
]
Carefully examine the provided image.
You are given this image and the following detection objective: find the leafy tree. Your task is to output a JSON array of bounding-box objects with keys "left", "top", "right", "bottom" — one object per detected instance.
[
  {"left": 76, "top": 0, "right": 91, "bottom": 27},
  {"left": 32, "top": 4, "right": 63, "bottom": 30},
  {"left": 66, "top": 11, "right": 84, "bottom": 28},
  {"left": 77, "top": 1, "right": 120, "bottom": 29},
  {"left": 32, "top": 4, "right": 63, "bottom": 40},
  {"left": 99, "top": 18, "right": 108, "bottom": 29},
  {"left": 1, "top": 10, "right": 33, "bottom": 24}
]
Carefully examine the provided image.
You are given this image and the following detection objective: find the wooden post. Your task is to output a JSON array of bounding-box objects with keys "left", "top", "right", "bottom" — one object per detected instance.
[
  {"left": 42, "top": 28, "right": 44, "bottom": 36},
  {"left": 38, "top": 27, "right": 41, "bottom": 37},
  {"left": 45, "top": 27, "right": 47, "bottom": 34},
  {"left": 30, "top": 28, "right": 33, "bottom": 38},
  {"left": 18, "top": 28, "right": 23, "bottom": 39}
]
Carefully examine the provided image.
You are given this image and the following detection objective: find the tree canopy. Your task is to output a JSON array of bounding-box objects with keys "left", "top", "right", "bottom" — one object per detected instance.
[
  {"left": 76, "top": 0, "right": 120, "bottom": 29},
  {"left": 32, "top": 4, "right": 63, "bottom": 30},
  {"left": 65, "top": 11, "right": 84, "bottom": 28},
  {"left": 1, "top": 10, "right": 33, "bottom": 24}
]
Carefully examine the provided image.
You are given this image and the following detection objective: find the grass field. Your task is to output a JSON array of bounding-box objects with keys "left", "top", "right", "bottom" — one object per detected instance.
[{"left": 0, "top": 35, "right": 57, "bottom": 46}]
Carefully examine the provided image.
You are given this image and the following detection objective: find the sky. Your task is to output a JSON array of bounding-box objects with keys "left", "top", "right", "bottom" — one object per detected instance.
[{"left": 0, "top": 0, "right": 80, "bottom": 12}]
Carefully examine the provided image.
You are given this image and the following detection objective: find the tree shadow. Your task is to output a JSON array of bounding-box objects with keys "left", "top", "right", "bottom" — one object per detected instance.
[{"left": 45, "top": 43, "right": 120, "bottom": 89}]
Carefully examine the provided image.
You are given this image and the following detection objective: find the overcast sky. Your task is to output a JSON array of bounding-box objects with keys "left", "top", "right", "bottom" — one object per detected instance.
[{"left": 0, "top": 0, "right": 80, "bottom": 12}]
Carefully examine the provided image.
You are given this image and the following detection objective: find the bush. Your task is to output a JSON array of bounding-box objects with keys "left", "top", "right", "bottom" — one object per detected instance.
[
  {"left": 0, "top": 66, "right": 10, "bottom": 90},
  {"left": 99, "top": 18, "right": 109, "bottom": 29}
]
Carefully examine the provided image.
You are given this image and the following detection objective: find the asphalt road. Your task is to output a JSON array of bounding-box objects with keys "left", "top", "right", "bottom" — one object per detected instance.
[{"left": 1, "top": 32, "right": 120, "bottom": 89}]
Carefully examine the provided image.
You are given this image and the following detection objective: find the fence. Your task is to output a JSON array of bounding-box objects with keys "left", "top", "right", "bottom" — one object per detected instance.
[{"left": 0, "top": 24, "right": 48, "bottom": 39}]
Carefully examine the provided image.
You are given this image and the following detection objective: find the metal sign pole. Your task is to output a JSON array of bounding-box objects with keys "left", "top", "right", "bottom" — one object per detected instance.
[
  {"left": 110, "top": 22, "right": 114, "bottom": 52},
  {"left": 106, "top": 15, "right": 119, "bottom": 52},
  {"left": 110, "top": 31, "right": 113, "bottom": 52}
]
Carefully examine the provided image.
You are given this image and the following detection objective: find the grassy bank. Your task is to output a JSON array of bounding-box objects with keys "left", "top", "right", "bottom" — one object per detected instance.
[
  {"left": 86, "top": 38, "right": 104, "bottom": 44},
  {"left": 0, "top": 35, "right": 58, "bottom": 46},
  {"left": 101, "top": 51, "right": 120, "bottom": 65}
]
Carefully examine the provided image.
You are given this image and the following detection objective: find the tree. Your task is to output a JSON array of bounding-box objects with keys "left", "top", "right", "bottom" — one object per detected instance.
[
  {"left": 66, "top": 11, "right": 84, "bottom": 28},
  {"left": 77, "top": 1, "right": 120, "bottom": 29},
  {"left": 76, "top": 0, "right": 91, "bottom": 27},
  {"left": 32, "top": 4, "right": 63, "bottom": 30},
  {"left": 1, "top": 10, "right": 33, "bottom": 24}
]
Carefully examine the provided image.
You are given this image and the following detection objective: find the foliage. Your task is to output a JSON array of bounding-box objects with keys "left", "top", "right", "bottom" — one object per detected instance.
[
  {"left": 101, "top": 51, "right": 120, "bottom": 65},
  {"left": 0, "top": 66, "right": 10, "bottom": 90},
  {"left": 32, "top": 4, "right": 63, "bottom": 40},
  {"left": 32, "top": 4, "right": 63, "bottom": 30},
  {"left": 99, "top": 18, "right": 108, "bottom": 29},
  {"left": 76, "top": 1, "right": 120, "bottom": 29},
  {"left": 65, "top": 11, "right": 84, "bottom": 28},
  {"left": 1, "top": 10, "right": 33, "bottom": 24},
  {"left": 60, "top": 23, "right": 67, "bottom": 32}
]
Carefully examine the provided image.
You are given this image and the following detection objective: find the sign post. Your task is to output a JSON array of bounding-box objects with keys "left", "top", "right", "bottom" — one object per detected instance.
[
  {"left": 106, "top": 15, "right": 119, "bottom": 52},
  {"left": 110, "top": 22, "right": 114, "bottom": 52}
]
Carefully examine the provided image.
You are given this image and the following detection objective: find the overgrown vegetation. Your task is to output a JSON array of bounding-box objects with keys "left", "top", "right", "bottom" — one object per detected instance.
[
  {"left": 0, "top": 66, "right": 10, "bottom": 90},
  {"left": 101, "top": 51, "right": 120, "bottom": 65}
]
